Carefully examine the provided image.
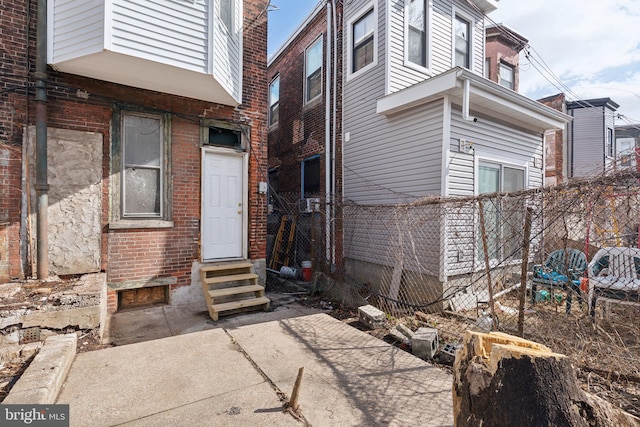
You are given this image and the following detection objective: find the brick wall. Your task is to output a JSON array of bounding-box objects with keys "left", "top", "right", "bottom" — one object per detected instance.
[
  {"left": 267, "top": 2, "right": 344, "bottom": 270},
  {"left": 485, "top": 27, "right": 524, "bottom": 92},
  {"left": 0, "top": 0, "right": 31, "bottom": 281},
  {"left": 0, "top": 0, "right": 269, "bottom": 311},
  {"left": 539, "top": 93, "right": 566, "bottom": 184},
  {"left": 267, "top": 3, "right": 343, "bottom": 197}
]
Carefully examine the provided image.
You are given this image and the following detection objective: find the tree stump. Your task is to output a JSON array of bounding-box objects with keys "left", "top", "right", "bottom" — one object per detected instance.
[{"left": 452, "top": 331, "right": 640, "bottom": 427}]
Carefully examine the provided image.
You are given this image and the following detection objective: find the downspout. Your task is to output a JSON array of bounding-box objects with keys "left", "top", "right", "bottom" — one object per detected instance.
[
  {"left": 35, "top": 0, "right": 49, "bottom": 279},
  {"left": 331, "top": 0, "right": 337, "bottom": 265},
  {"left": 460, "top": 74, "right": 477, "bottom": 123},
  {"left": 325, "top": 0, "right": 332, "bottom": 266}
]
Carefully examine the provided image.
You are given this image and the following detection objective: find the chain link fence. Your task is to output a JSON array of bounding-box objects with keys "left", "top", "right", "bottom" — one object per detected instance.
[{"left": 267, "top": 166, "right": 640, "bottom": 412}]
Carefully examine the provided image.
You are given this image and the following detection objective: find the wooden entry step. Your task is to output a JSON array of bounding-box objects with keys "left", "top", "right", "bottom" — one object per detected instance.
[{"left": 200, "top": 262, "right": 270, "bottom": 321}]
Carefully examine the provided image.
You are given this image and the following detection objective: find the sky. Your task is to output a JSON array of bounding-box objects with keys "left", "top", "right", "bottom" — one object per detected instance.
[{"left": 267, "top": 0, "right": 640, "bottom": 125}]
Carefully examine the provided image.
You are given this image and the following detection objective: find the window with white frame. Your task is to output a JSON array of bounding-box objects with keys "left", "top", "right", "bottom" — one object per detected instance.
[
  {"left": 617, "top": 137, "right": 635, "bottom": 166},
  {"left": 121, "top": 111, "right": 168, "bottom": 218},
  {"left": 454, "top": 15, "right": 470, "bottom": 69},
  {"left": 499, "top": 62, "right": 515, "bottom": 90},
  {"left": 351, "top": 7, "right": 376, "bottom": 74},
  {"left": 478, "top": 162, "right": 525, "bottom": 262},
  {"left": 219, "top": 0, "right": 234, "bottom": 33},
  {"left": 606, "top": 127, "right": 614, "bottom": 158},
  {"left": 269, "top": 76, "right": 280, "bottom": 127},
  {"left": 406, "top": 0, "right": 427, "bottom": 68},
  {"left": 305, "top": 37, "right": 323, "bottom": 103}
]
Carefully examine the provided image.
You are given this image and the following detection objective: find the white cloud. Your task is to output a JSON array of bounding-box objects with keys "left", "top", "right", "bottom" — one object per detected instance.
[{"left": 490, "top": 0, "right": 640, "bottom": 123}]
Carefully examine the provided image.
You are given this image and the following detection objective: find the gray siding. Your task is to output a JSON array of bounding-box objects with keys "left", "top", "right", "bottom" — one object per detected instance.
[
  {"left": 387, "top": 0, "right": 430, "bottom": 92},
  {"left": 449, "top": 104, "right": 544, "bottom": 189},
  {"left": 49, "top": 0, "right": 104, "bottom": 63},
  {"left": 344, "top": 101, "right": 445, "bottom": 204},
  {"left": 387, "top": 0, "right": 485, "bottom": 94},
  {"left": 445, "top": 105, "right": 544, "bottom": 277},
  {"left": 431, "top": 0, "right": 453, "bottom": 73},
  {"left": 571, "top": 107, "right": 605, "bottom": 177},
  {"left": 604, "top": 107, "right": 616, "bottom": 170},
  {"left": 343, "top": 204, "right": 443, "bottom": 277}
]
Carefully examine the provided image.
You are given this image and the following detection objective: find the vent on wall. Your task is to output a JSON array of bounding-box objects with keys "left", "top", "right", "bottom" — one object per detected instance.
[{"left": 459, "top": 139, "right": 474, "bottom": 154}]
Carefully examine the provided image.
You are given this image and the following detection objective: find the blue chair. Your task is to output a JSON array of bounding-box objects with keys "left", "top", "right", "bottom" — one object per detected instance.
[{"left": 531, "top": 249, "right": 587, "bottom": 313}]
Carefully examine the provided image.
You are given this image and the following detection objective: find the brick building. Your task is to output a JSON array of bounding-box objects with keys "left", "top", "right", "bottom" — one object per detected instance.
[
  {"left": 0, "top": 0, "right": 269, "bottom": 318},
  {"left": 266, "top": 1, "right": 343, "bottom": 270},
  {"left": 484, "top": 23, "right": 528, "bottom": 92}
]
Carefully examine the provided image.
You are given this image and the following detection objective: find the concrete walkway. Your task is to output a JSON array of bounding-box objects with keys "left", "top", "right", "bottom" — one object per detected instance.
[{"left": 56, "top": 313, "right": 453, "bottom": 426}]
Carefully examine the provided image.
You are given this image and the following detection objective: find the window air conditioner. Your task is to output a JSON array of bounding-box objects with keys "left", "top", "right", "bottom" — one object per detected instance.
[{"left": 300, "top": 198, "right": 320, "bottom": 213}]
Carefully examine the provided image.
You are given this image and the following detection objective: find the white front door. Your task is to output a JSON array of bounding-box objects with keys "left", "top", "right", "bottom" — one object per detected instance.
[{"left": 202, "top": 149, "right": 246, "bottom": 260}]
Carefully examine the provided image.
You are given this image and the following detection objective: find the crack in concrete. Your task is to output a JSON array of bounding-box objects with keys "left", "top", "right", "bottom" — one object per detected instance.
[{"left": 223, "top": 328, "right": 311, "bottom": 426}]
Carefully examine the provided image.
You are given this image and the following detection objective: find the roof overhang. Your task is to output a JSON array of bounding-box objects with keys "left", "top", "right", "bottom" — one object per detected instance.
[
  {"left": 470, "top": 0, "right": 499, "bottom": 14},
  {"left": 376, "top": 68, "right": 571, "bottom": 133}
]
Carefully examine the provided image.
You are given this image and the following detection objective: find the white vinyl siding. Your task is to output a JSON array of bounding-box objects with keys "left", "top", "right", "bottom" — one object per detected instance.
[
  {"left": 343, "top": 204, "right": 442, "bottom": 279},
  {"left": 430, "top": 0, "right": 453, "bottom": 73},
  {"left": 211, "top": 0, "right": 242, "bottom": 99},
  {"left": 48, "top": 0, "right": 104, "bottom": 63},
  {"left": 111, "top": 0, "right": 209, "bottom": 72},
  {"left": 48, "top": 0, "right": 242, "bottom": 104},
  {"left": 343, "top": 0, "right": 387, "bottom": 200}
]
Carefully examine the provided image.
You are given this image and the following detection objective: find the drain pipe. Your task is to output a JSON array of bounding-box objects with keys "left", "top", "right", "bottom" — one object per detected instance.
[
  {"left": 461, "top": 74, "right": 477, "bottom": 123},
  {"left": 331, "top": 0, "right": 337, "bottom": 265},
  {"left": 35, "top": 0, "right": 49, "bottom": 279},
  {"left": 324, "top": 0, "right": 332, "bottom": 266}
]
